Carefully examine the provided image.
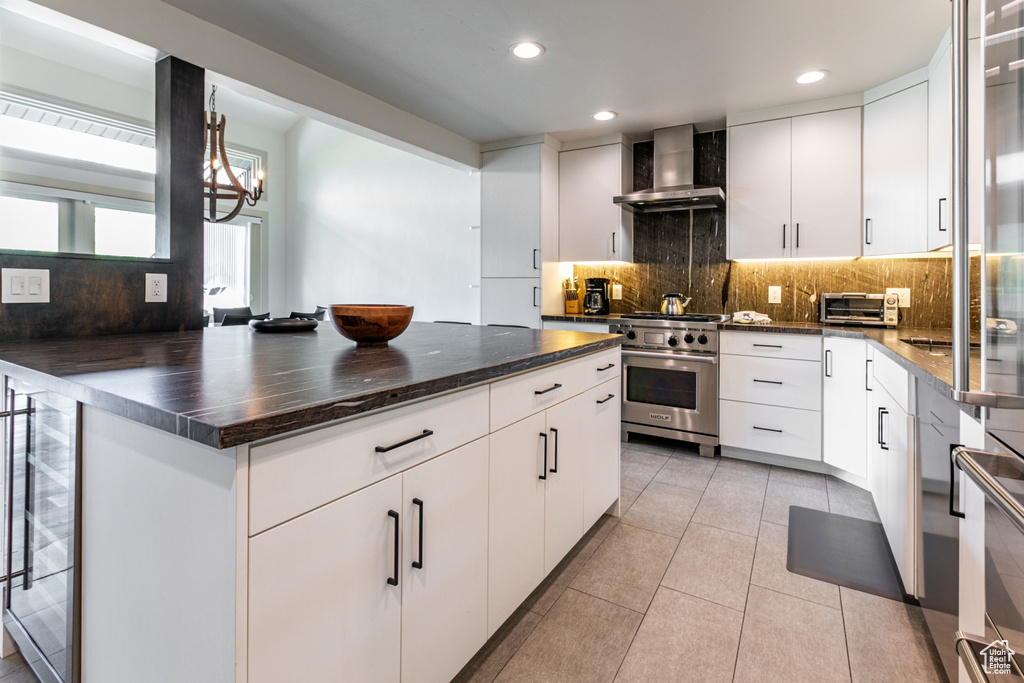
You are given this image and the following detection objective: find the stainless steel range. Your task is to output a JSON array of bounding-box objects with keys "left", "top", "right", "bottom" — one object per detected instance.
[{"left": 617, "top": 313, "right": 729, "bottom": 457}]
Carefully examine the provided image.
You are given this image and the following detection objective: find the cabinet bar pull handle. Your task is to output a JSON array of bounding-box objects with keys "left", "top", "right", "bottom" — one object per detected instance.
[
  {"left": 550, "top": 428, "right": 559, "bottom": 473},
  {"left": 412, "top": 498, "right": 424, "bottom": 568},
  {"left": 376, "top": 429, "right": 433, "bottom": 453},
  {"left": 824, "top": 349, "right": 833, "bottom": 377},
  {"left": 795, "top": 223, "right": 800, "bottom": 248},
  {"left": 533, "top": 286, "right": 540, "bottom": 308},
  {"left": 865, "top": 218, "right": 873, "bottom": 245},
  {"left": 612, "top": 232, "right": 616, "bottom": 254},
  {"left": 949, "top": 445, "right": 965, "bottom": 519},
  {"left": 596, "top": 393, "right": 616, "bottom": 404},
  {"left": 539, "top": 432, "right": 548, "bottom": 480},
  {"left": 535, "top": 383, "right": 562, "bottom": 395},
  {"left": 865, "top": 359, "right": 873, "bottom": 391},
  {"left": 753, "top": 426, "right": 783, "bottom": 433},
  {"left": 597, "top": 363, "right": 616, "bottom": 372},
  {"left": 753, "top": 379, "right": 783, "bottom": 385},
  {"left": 387, "top": 510, "right": 400, "bottom": 586},
  {"left": 878, "top": 408, "right": 889, "bottom": 450},
  {"left": 752, "top": 343, "right": 782, "bottom": 349},
  {"left": 939, "top": 198, "right": 948, "bottom": 232},
  {"left": 782, "top": 224, "right": 786, "bottom": 249},
  {"left": 533, "top": 248, "right": 540, "bottom": 270}
]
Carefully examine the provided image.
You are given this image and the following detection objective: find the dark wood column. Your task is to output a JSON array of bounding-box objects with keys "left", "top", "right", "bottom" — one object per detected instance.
[{"left": 155, "top": 55, "right": 205, "bottom": 329}]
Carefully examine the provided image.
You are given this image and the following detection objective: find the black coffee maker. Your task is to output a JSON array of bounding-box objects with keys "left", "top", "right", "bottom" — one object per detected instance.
[{"left": 583, "top": 278, "right": 610, "bottom": 315}]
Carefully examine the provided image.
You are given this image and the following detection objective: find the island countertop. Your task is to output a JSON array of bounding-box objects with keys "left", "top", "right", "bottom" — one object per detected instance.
[{"left": 0, "top": 322, "right": 622, "bottom": 449}]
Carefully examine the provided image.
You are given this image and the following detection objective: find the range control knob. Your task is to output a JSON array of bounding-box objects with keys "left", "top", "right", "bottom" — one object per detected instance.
[
  {"left": 683, "top": 333, "right": 695, "bottom": 344},
  {"left": 625, "top": 328, "right": 637, "bottom": 340},
  {"left": 667, "top": 335, "right": 679, "bottom": 347},
  {"left": 697, "top": 334, "right": 709, "bottom": 345}
]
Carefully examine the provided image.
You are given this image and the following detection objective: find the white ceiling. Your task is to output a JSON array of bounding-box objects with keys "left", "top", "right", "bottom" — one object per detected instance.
[{"left": 154, "top": 0, "right": 951, "bottom": 144}]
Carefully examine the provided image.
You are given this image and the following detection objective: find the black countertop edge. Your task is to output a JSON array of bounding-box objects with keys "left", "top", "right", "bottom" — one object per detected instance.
[{"left": 0, "top": 329, "right": 623, "bottom": 450}]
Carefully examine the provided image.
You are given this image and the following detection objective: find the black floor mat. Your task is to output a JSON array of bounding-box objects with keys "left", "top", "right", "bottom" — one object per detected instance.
[{"left": 787, "top": 506, "right": 914, "bottom": 604}]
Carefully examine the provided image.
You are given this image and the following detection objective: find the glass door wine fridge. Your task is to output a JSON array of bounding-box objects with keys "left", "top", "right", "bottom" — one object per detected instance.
[{"left": 3, "top": 376, "right": 81, "bottom": 683}]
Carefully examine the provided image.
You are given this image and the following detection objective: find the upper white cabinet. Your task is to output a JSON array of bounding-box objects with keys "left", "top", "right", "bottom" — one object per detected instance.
[
  {"left": 481, "top": 142, "right": 557, "bottom": 278},
  {"left": 558, "top": 143, "right": 633, "bottom": 262},
  {"left": 727, "top": 108, "right": 862, "bottom": 260},
  {"left": 927, "top": 36, "right": 983, "bottom": 251},
  {"left": 863, "top": 82, "right": 929, "bottom": 255}
]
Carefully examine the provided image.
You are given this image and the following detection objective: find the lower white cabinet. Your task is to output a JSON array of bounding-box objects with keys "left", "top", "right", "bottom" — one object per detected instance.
[
  {"left": 248, "top": 439, "right": 489, "bottom": 683},
  {"left": 822, "top": 337, "right": 869, "bottom": 478},
  {"left": 584, "top": 378, "right": 621, "bottom": 530},
  {"left": 481, "top": 277, "right": 541, "bottom": 328}
]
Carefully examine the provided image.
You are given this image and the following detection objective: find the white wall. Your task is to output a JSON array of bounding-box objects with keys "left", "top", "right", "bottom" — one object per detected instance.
[{"left": 285, "top": 117, "right": 481, "bottom": 324}]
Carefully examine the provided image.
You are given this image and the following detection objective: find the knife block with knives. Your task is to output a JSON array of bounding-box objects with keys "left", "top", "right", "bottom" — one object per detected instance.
[{"left": 563, "top": 279, "right": 583, "bottom": 314}]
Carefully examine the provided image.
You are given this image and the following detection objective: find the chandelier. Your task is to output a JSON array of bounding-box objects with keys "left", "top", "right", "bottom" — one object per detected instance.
[{"left": 204, "top": 85, "right": 264, "bottom": 223}]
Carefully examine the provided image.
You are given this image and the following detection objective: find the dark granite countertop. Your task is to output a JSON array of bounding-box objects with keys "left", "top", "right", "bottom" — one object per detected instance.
[{"left": 0, "top": 322, "right": 622, "bottom": 450}]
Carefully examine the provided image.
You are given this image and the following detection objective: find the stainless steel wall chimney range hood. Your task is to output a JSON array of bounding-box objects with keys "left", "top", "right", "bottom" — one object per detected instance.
[{"left": 613, "top": 124, "right": 725, "bottom": 213}]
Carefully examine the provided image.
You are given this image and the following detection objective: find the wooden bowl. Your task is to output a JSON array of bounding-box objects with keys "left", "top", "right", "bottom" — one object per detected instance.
[{"left": 329, "top": 304, "right": 414, "bottom": 345}]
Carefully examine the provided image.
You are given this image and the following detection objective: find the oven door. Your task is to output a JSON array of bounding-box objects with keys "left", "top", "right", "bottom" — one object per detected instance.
[{"left": 621, "top": 349, "right": 718, "bottom": 437}]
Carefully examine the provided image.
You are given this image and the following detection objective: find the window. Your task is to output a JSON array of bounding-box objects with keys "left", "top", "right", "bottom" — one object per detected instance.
[
  {"left": 94, "top": 207, "right": 156, "bottom": 258},
  {"left": 0, "top": 195, "right": 59, "bottom": 252},
  {"left": 204, "top": 220, "right": 253, "bottom": 312}
]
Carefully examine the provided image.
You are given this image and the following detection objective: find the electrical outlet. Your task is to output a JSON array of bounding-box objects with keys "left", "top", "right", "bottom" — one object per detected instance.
[
  {"left": 2, "top": 268, "right": 49, "bottom": 304},
  {"left": 886, "top": 287, "right": 911, "bottom": 308},
  {"left": 146, "top": 273, "right": 168, "bottom": 303},
  {"left": 768, "top": 286, "right": 782, "bottom": 304},
  {"left": 611, "top": 284, "right": 623, "bottom": 300}
]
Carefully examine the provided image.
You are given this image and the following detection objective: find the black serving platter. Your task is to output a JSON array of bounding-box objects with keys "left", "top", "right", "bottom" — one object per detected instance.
[{"left": 249, "top": 318, "right": 318, "bottom": 333}]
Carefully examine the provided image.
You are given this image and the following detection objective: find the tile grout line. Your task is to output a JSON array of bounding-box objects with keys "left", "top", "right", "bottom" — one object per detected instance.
[
  {"left": 839, "top": 587, "right": 855, "bottom": 683},
  {"left": 731, "top": 525, "right": 759, "bottom": 683}
]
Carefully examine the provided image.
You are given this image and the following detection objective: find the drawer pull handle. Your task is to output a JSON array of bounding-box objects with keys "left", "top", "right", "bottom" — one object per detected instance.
[
  {"left": 550, "top": 428, "right": 559, "bottom": 474},
  {"left": 824, "top": 349, "right": 832, "bottom": 377},
  {"left": 878, "top": 408, "right": 889, "bottom": 450},
  {"left": 752, "top": 344, "right": 783, "bottom": 349},
  {"left": 753, "top": 426, "right": 783, "bottom": 433},
  {"left": 539, "top": 432, "right": 548, "bottom": 480},
  {"left": 949, "top": 446, "right": 965, "bottom": 519},
  {"left": 929, "top": 409, "right": 944, "bottom": 425},
  {"left": 376, "top": 429, "right": 434, "bottom": 453},
  {"left": 535, "top": 383, "right": 562, "bottom": 395},
  {"left": 387, "top": 510, "right": 400, "bottom": 586},
  {"left": 865, "top": 359, "right": 873, "bottom": 391},
  {"left": 596, "top": 393, "right": 616, "bottom": 404},
  {"left": 412, "top": 498, "right": 424, "bottom": 569},
  {"left": 752, "top": 379, "right": 783, "bottom": 385},
  {"left": 597, "top": 363, "right": 616, "bottom": 372}
]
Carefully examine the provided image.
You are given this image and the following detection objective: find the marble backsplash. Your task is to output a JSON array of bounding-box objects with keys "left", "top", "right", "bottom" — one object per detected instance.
[{"left": 573, "top": 133, "right": 982, "bottom": 329}]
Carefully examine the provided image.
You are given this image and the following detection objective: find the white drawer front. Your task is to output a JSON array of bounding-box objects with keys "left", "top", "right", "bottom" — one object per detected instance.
[
  {"left": 721, "top": 399, "right": 822, "bottom": 461},
  {"left": 249, "top": 385, "right": 489, "bottom": 535},
  {"left": 490, "top": 355, "right": 590, "bottom": 431},
  {"left": 720, "top": 355, "right": 822, "bottom": 411},
  {"left": 584, "top": 347, "right": 622, "bottom": 385},
  {"left": 721, "top": 331, "right": 822, "bottom": 361},
  {"left": 871, "top": 351, "right": 909, "bottom": 413}
]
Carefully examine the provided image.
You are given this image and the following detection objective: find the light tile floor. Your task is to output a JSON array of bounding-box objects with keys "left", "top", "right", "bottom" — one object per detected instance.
[{"left": 454, "top": 437, "right": 947, "bottom": 683}]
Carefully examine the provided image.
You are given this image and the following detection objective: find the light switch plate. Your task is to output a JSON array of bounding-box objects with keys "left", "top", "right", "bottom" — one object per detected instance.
[
  {"left": 146, "top": 273, "right": 168, "bottom": 303},
  {"left": 611, "top": 284, "right": 623, "bottom": 300},
  {"left": 886, "top": 287, "right": 911, "bottom": 308},
  {"left": 768, "top": 286, "right": 782, "bottom": 304},
  {"left": 2, "top": 268, "right": 49, "bottom": 304}
]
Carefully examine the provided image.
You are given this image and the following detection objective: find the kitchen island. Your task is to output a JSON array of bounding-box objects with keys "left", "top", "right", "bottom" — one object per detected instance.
[{"left": 0, "top": 322, "right": 623, "bottom": 683}]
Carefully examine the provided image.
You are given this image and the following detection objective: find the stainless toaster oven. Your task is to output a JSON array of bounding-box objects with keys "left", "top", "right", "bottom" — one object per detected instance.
[{"left": 820, "top": 292, "right": 899, "bottom": 327}]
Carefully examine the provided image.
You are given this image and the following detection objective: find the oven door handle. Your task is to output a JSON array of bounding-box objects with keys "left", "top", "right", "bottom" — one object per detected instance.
[{"left": 622, "top": 349, "right": 718, "bottom": 364}]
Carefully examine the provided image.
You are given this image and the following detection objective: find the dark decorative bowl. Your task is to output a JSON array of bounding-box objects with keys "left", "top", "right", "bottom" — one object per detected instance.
[{"left": 329, "top": 304, "right": 414, "bottom": 345}]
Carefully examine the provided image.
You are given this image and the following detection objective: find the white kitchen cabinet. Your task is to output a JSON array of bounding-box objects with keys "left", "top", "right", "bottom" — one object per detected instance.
[
  {"left": 401, "top": 439, "right": 489, "bottom": 683},
  {"left": 248, "top": 473, "right": 404, "bottom": 683},
  {"left": 727, "top": 118, "right": 791, "bottom": 260},
  {"left": 481, "top": 277, "right": 541, "bottom": 328},
  {"left": 543, "top": 393, "right": 586, "bottom": 574},
  {"left": 249, "top": 439, "right": 489, "bottom": 683},
  {"left": 558, "top": 143, "right": 633, "bottom": 262},
  {"left": 871, "top": 382, "right": 914, "bottom": 593},
  {"left": 584, "top": 378, "right": 621, "bottom": 530},
  {"left": 822, "top": 337, "right": 869, "bottom": 478},
  {"left": 926, "top": 37, "right": 983, "bottom": 251},
  {"left": 727, "top": 108, "right": 861, "bottom": 260},
  {"left": 481, "top": 145, "right": 544, "bottom": 278},
  {"left": 863, "top": 82, "right": 929, "bottom": 256},
  {"left": 719, "top": 331, "right": 822, "bottom": 461}
]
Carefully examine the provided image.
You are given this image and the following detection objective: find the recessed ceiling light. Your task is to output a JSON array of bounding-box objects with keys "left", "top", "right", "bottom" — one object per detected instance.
[
  {"left": 593, "top": 111, "right": 617, "bottom": 121},
  {"left": 511, "top": 42, "right": 545, "bottom": 59},
  {"left": 796, "top": 70, "right": 829, "bottom": 84}
]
